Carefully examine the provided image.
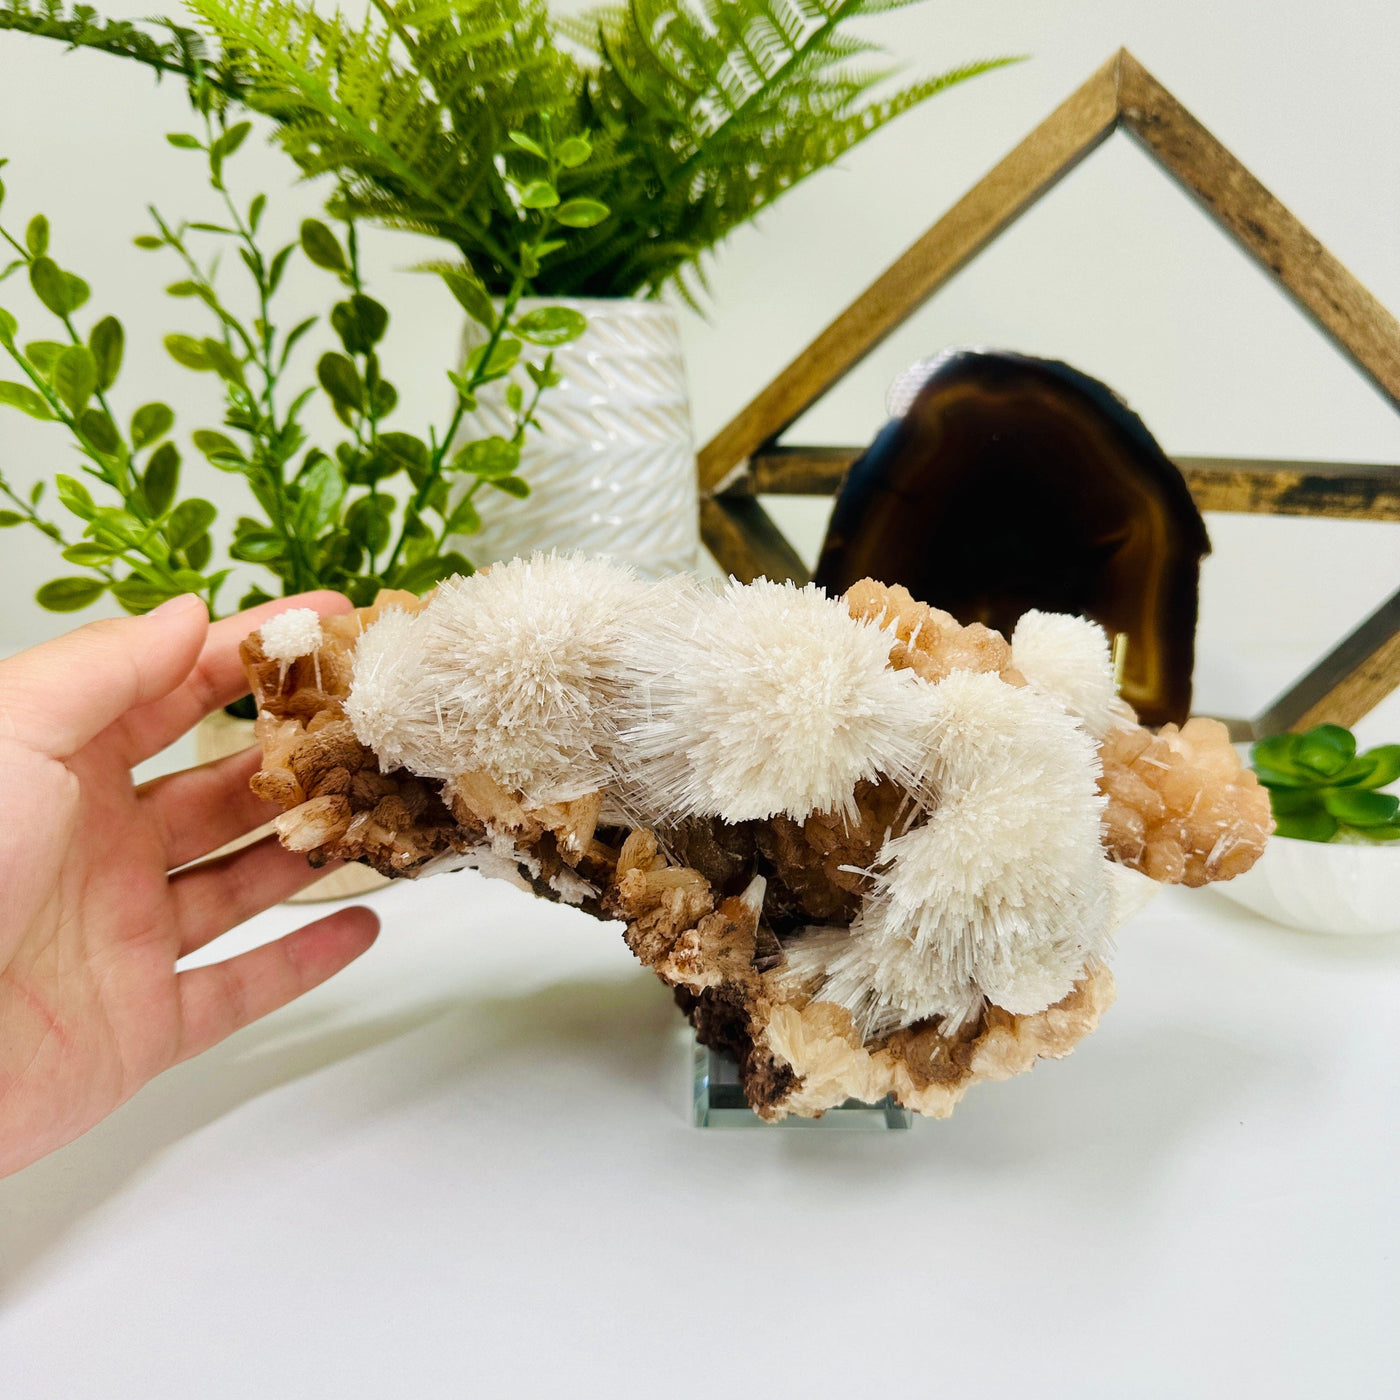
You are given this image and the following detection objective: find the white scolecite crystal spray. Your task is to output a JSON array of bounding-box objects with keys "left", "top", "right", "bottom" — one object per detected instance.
[
  {"left": 620, "top": 578, "right": 935, "bottom": 824},
  {"left": 348, "top": 554, "right": 650, "bottom": 802},
  {"left": 258, "top": 606, "right": 324, "bottom": 687},
  {"left": 807, "top": 668, "right": 1114, "bottom": 1037},
  {"left": 1010, "top": 609, "right": 1135, "bottom": 738},
  {"left": 344, "top": 606, "right": 435, "bottom": 774}
]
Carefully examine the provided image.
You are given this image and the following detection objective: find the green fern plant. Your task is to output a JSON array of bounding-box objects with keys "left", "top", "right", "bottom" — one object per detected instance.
[{"left": 3, "top": 0, "right": 1020, "bottom": 300}]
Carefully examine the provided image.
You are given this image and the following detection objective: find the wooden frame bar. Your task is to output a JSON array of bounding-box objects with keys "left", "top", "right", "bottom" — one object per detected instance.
[
  {"left": 697, "top": 49, "right": 1400, "bottom": 736},
  {"left": 727, "top": 446, "right": 1400, "bottom": 522}
]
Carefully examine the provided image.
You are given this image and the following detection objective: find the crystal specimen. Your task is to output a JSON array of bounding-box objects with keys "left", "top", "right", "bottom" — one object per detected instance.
[
  {"left": 813, "top": 350, "right": 1211, "bottom": 726},
  {"left": 241, "top": 558, "right": 1268, "bottom": 1120}
]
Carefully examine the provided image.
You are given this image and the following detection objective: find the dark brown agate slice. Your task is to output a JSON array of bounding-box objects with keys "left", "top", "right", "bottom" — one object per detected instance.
[{"left": 813, "top": 350, "right": 1210, "bottom": 725}]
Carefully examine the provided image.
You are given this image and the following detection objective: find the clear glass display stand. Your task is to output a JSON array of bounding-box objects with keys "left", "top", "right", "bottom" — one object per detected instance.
[{"left": 692, "top": 1034, "right": 913, "bottom": 1130}]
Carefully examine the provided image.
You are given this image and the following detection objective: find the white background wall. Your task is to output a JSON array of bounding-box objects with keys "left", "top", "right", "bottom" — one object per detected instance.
[{"left": 1, "top": 0, "right": 1397, "bottom": 749}]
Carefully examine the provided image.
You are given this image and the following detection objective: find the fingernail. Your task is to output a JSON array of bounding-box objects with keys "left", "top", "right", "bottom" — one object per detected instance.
[{"left": 148, "top": 593, "right": 203, "bottom": 619}]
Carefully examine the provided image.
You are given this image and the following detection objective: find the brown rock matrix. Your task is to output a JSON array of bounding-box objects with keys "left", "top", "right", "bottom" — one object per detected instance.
[{"left": 239, "top": 575, "right": 1268, "bottom": 1119}]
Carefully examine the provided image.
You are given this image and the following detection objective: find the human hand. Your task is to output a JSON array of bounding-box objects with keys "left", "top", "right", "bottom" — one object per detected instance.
[{"left": 0, "top": 594, "right": 380, "bottom": 1178}]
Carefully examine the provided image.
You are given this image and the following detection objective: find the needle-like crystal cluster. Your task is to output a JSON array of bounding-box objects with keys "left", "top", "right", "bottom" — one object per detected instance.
[
  {"left": 240, "top": 557, "right": 1271, "bottom": 1120},
  {"left": 810, "top": 669, "right": 1113, "bottom": 1038},
  {"left": 257, "top": 606, "right": 325, "bottom": 664},
  {"left": 1010, "top": 609, "right": 1137, "bottom": 738},
  {"left": 347, "top": 554, "right": 650, "bottom": 804},
  {"left": 619, "top": 578, "right": 936, "bottom": 823}
]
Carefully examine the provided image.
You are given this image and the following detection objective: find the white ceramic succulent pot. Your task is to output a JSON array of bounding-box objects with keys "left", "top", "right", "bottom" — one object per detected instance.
[
  {"left": 1214, "top": 834, "right": 1400, "bottom": 936},
  {"left": 451, "top": 297, "right": 700, "bottom": 577},
  {"left": 194, "top": 710, "right": 389, "bottom": 903}
]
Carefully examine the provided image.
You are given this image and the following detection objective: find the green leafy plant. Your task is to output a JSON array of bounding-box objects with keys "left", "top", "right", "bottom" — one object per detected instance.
[
  {"left": 0, "top": 109, "right": 591, "bottom": 619},
  {"left": 1251, "top": 725, "right": 1400, "bottom": 843},
  {"left": 3, "top": 0, "right": 1020, "bottom": 301}
]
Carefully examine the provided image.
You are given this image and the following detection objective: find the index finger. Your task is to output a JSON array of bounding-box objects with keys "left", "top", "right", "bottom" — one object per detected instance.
[{"left": 0, "top": 594, "right": 209, "bottom": 760}]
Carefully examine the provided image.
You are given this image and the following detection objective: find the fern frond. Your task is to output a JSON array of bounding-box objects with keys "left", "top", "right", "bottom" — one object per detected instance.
[
  {"left": 2, "top": 0, "right": 1022, "bottom": 298},
  {"left": 0, "top": 0, "right": 243, "bottom": 96}
]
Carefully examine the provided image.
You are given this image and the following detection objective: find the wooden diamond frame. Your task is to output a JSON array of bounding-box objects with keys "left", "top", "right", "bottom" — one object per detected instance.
[{"left": 697, "top": 49, "right": 1400, "bottom": 739}]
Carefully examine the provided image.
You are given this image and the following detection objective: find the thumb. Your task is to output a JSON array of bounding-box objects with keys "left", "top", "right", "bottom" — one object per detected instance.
[{"left": 0, "top": 594, "right": 210, "bottom": 759}]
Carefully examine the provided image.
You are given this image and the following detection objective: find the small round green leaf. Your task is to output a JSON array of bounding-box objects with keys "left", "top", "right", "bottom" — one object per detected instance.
[
  {"left": 464, "top": 337, "right": 521, "bottom": 382},
  {"left": 512, "top": 306, "right": 587, "bottom": 346},
  {"left": 24, "top": 339, "right": 65, "bottom": 376},
  {"left": 370, "top": 380, "right": 397, "bottom": 417},
  {"left": 77, "top": 407, "right": 120, "bottom": 454},
  {"left": 25, "top": 214, "right": 49, "bottom": 257},
  {"left": 507, "top": 130, "right": 546, "bottom": 158},
  {"left": 64, "top": 273, "right": 90, "bottom": 312},
  {"left": 444, "top": 496, "right": 482, "bottom": 536},
  {"left": 53, "top": 344, "right": 98, "bottom": 414},
  {"left": 184, "top": 534, "right": 213, "bottom": 571},
  {"left": 0, "top": 509, "right": 25, "bottom": 527},
  {"left": 111, "top": 577, "right": 175, "bottom": 613},
  {"left": 351, "top": 294, "right": 388, "bottom": 347},
  {"left": 317, "top": 352, "right": 364, "bottom": 411},
  {"left": 489, "top": 474, "right": 530, "bottom": 498},
  {"left": 0, "top": 307, "right": 16, "bottom": 344},
  {"left": 89, "top": 316, "right": 125, "bottom": 390},
  {"left": 165, "top": 334, "right": 212, "bottom": 371},
  {"left": 555, "top": 135, "right": 592, "bottom": 168},
  {"left": 441, "top": 269, "right": 495, "bottom": 330},
  {"left": 36, "top": 576, "right": 106, "bottom": 612},
  {"left": 345, "top": 495, "right": 393, "bottom": 555},
  {"left": 61, "top": 542, "right": 120, "bottom": 566},
  {"left": 143, "top": 441, "right": 181, "bottom": 514},
  {"left": 54, "top": 473, "right": 95, "bottom": 517},
  {"left": 517, "top": 180, "right": 559, "bottom": 210},
  {"left": 379, "top": 432, "right": 429, "bottom": 476},
  {"left": 231, "top": 529, "right": 286, "bottom": 563},
  {"left": 201, "top": 339, "right": 246, "bottom": 387},
  {"left": 166, "top": 133, "right": 203, "bottom": 150},
  {"left": 393, "top": 552, "right": 473, "bottom": 594},
  {"left": 166, "top": 498, "right": 217, "bottom": 551},
  {"left": 191, "top": 429, "right": 245, "bottom": 467},
  {"left": 451, "top": 436, "right": 520, "bottom": 477},
  {"left": 213, "top": 121, "right": 251, "bottom": 159},
  {"left": 0, "top": 380, "right": 53, "bottom": 419},
  {"left": 300, "top": 219, "right": 347, "bottom": 273},
  {"left": 131, "top": 402, "right": 175, "bottom": 449},
  {"left": 553, "top": 199, "right": 610, "bottom": 229},
  {"left": 29, "top": 256, "right": 73, "bottom": 316}
]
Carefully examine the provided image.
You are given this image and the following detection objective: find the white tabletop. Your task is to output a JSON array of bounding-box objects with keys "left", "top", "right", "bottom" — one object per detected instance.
[{"left": 2, "top": 869, "right": 1396, "bottom": 1398}]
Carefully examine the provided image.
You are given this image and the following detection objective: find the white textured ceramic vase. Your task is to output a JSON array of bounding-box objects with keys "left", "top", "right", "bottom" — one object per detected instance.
[{"left": 452, "top": 298, "right": 699, "bottom": 576}]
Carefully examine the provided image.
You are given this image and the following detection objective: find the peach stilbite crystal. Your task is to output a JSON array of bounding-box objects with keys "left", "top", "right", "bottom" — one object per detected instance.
[{"left": 1098, "top": 716, "right": 1272, "bottom": 885}]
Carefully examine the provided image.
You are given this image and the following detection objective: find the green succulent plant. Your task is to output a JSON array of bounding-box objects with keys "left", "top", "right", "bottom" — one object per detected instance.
[{"left": 1251, "top": 725, "right": 1400, "bottom": 843}]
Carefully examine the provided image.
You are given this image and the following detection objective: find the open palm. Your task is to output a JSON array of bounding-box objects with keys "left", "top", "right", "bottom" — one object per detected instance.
[{"left": 0, "top": 592, "right": 379, "bottom": 1178}]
